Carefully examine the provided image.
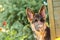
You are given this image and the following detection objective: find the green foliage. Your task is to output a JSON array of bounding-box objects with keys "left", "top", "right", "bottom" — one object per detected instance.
[{"left": 0, "top": 0, "right": 48, "bottom": 40}]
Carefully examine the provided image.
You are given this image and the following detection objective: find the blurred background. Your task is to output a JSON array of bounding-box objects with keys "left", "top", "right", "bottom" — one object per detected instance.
[{"left": 0, "top": 0, "right": 48, "bottom": 40}]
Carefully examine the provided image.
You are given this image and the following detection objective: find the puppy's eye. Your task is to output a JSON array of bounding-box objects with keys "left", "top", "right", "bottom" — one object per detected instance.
[
  {"left": 35, "top": 19, "right": 38, "bottom": 22},
  {"left": 32, "top": 19, "right": 38, "bottom": 23},
  {"left": 40, "top": 18, "right": 45, "bottom": 22}
]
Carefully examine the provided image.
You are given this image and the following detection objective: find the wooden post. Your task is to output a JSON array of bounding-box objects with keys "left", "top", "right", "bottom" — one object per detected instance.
[{"left": 47, "top": 0, "right": 56, "bottom": 40}]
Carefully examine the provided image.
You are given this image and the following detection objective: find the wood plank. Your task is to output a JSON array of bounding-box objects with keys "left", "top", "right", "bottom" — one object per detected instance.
[
  {"left": 54, "top": 10, "right": 60, "bottom": 37},
  {"left": 47, "top": 0, "right": 56, "bottom": 40},
  {"left": 53, "top": 0, "right": 60, "bottom": 2},
  {"left": 56, "top": 28, "right": 60, "bottom": 37},
  {"left": 54, "top": 11, "right": 60, "bottom": 18},
  {"left": 54, "top": 7, "right": 60, "bottom": 16},
  {"left": 54, "top": 7, "right": 60, "bottom": 11},
  {"left": 53, "top": 2, "right": 60, "bottom": 7},
  {"left": 55, "top": 21, "right": 60, "bottom": 37}
]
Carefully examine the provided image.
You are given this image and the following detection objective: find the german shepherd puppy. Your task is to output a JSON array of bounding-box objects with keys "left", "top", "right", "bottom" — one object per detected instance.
[{"left": 26, "top": 5, "right": 50, "bottom": 40}]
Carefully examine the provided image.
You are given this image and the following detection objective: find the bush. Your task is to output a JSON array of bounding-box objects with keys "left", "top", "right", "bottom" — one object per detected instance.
[{"left": 0, "top": 0, "right": 48, "bottom": 40}]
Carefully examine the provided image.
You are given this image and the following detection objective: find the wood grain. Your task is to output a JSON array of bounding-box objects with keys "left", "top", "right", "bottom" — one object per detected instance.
[
  {"left": 54, "top": 7, "right": 60, "bottom": 37},
  {"left": 53, "top": 0, "right": 60, "bottom": 2},
  {"left": 53, "top": 2, "right": 60, "bottom": 7},
  {"left": 47, "top": 0, "right": 56, "bottom": 40}
]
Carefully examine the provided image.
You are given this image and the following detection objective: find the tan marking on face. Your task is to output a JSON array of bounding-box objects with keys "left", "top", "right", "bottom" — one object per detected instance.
[{"left": 31, "top": 23, "right": 47, "bottom": 40}]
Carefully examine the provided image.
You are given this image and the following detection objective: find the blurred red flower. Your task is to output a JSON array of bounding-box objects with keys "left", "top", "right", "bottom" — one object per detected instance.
[{"left": 3, "top": 21, "right": 7, "bottom": 26}]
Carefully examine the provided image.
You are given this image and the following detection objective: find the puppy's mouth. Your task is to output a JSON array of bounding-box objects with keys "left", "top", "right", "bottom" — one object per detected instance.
[{"left": 34, "top": 22, "right": 44, "bottom": 31}]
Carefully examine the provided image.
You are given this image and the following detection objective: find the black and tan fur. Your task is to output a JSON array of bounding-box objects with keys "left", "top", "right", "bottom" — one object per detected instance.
[{"left": 26, "top": 5, "right": 50, "bottom": 40}]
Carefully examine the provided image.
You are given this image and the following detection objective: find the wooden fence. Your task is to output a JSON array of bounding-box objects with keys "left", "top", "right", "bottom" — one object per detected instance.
[{"left": 47, "top": 0, "right": 60, "bottom": 40}]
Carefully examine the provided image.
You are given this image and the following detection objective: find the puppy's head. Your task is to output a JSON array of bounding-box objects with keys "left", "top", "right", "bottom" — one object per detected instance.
[{"left": 26, "top": 5, "right": 46, "bottom": 31}]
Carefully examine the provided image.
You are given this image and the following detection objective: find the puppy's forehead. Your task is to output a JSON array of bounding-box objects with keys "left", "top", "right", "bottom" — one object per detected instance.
[
  {"left": 34, "top": 13, "right": 42, "bottom": 19},
  {"left": 34, "top": 13, "right": 39, "bottom": 17}
]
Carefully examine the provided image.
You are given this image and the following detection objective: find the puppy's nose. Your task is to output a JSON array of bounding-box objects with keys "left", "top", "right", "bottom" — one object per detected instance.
[{"left": 39, "top": 24, "right": 43, "bottom": 28}]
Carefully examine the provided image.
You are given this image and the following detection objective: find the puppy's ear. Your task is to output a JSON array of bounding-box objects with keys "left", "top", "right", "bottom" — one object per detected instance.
[
  {"left": 38, "top": 5, "right": 46, "bottom": 18},
  {"left": 26, "top": 8, "right": 34, "bottom": 22}
]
